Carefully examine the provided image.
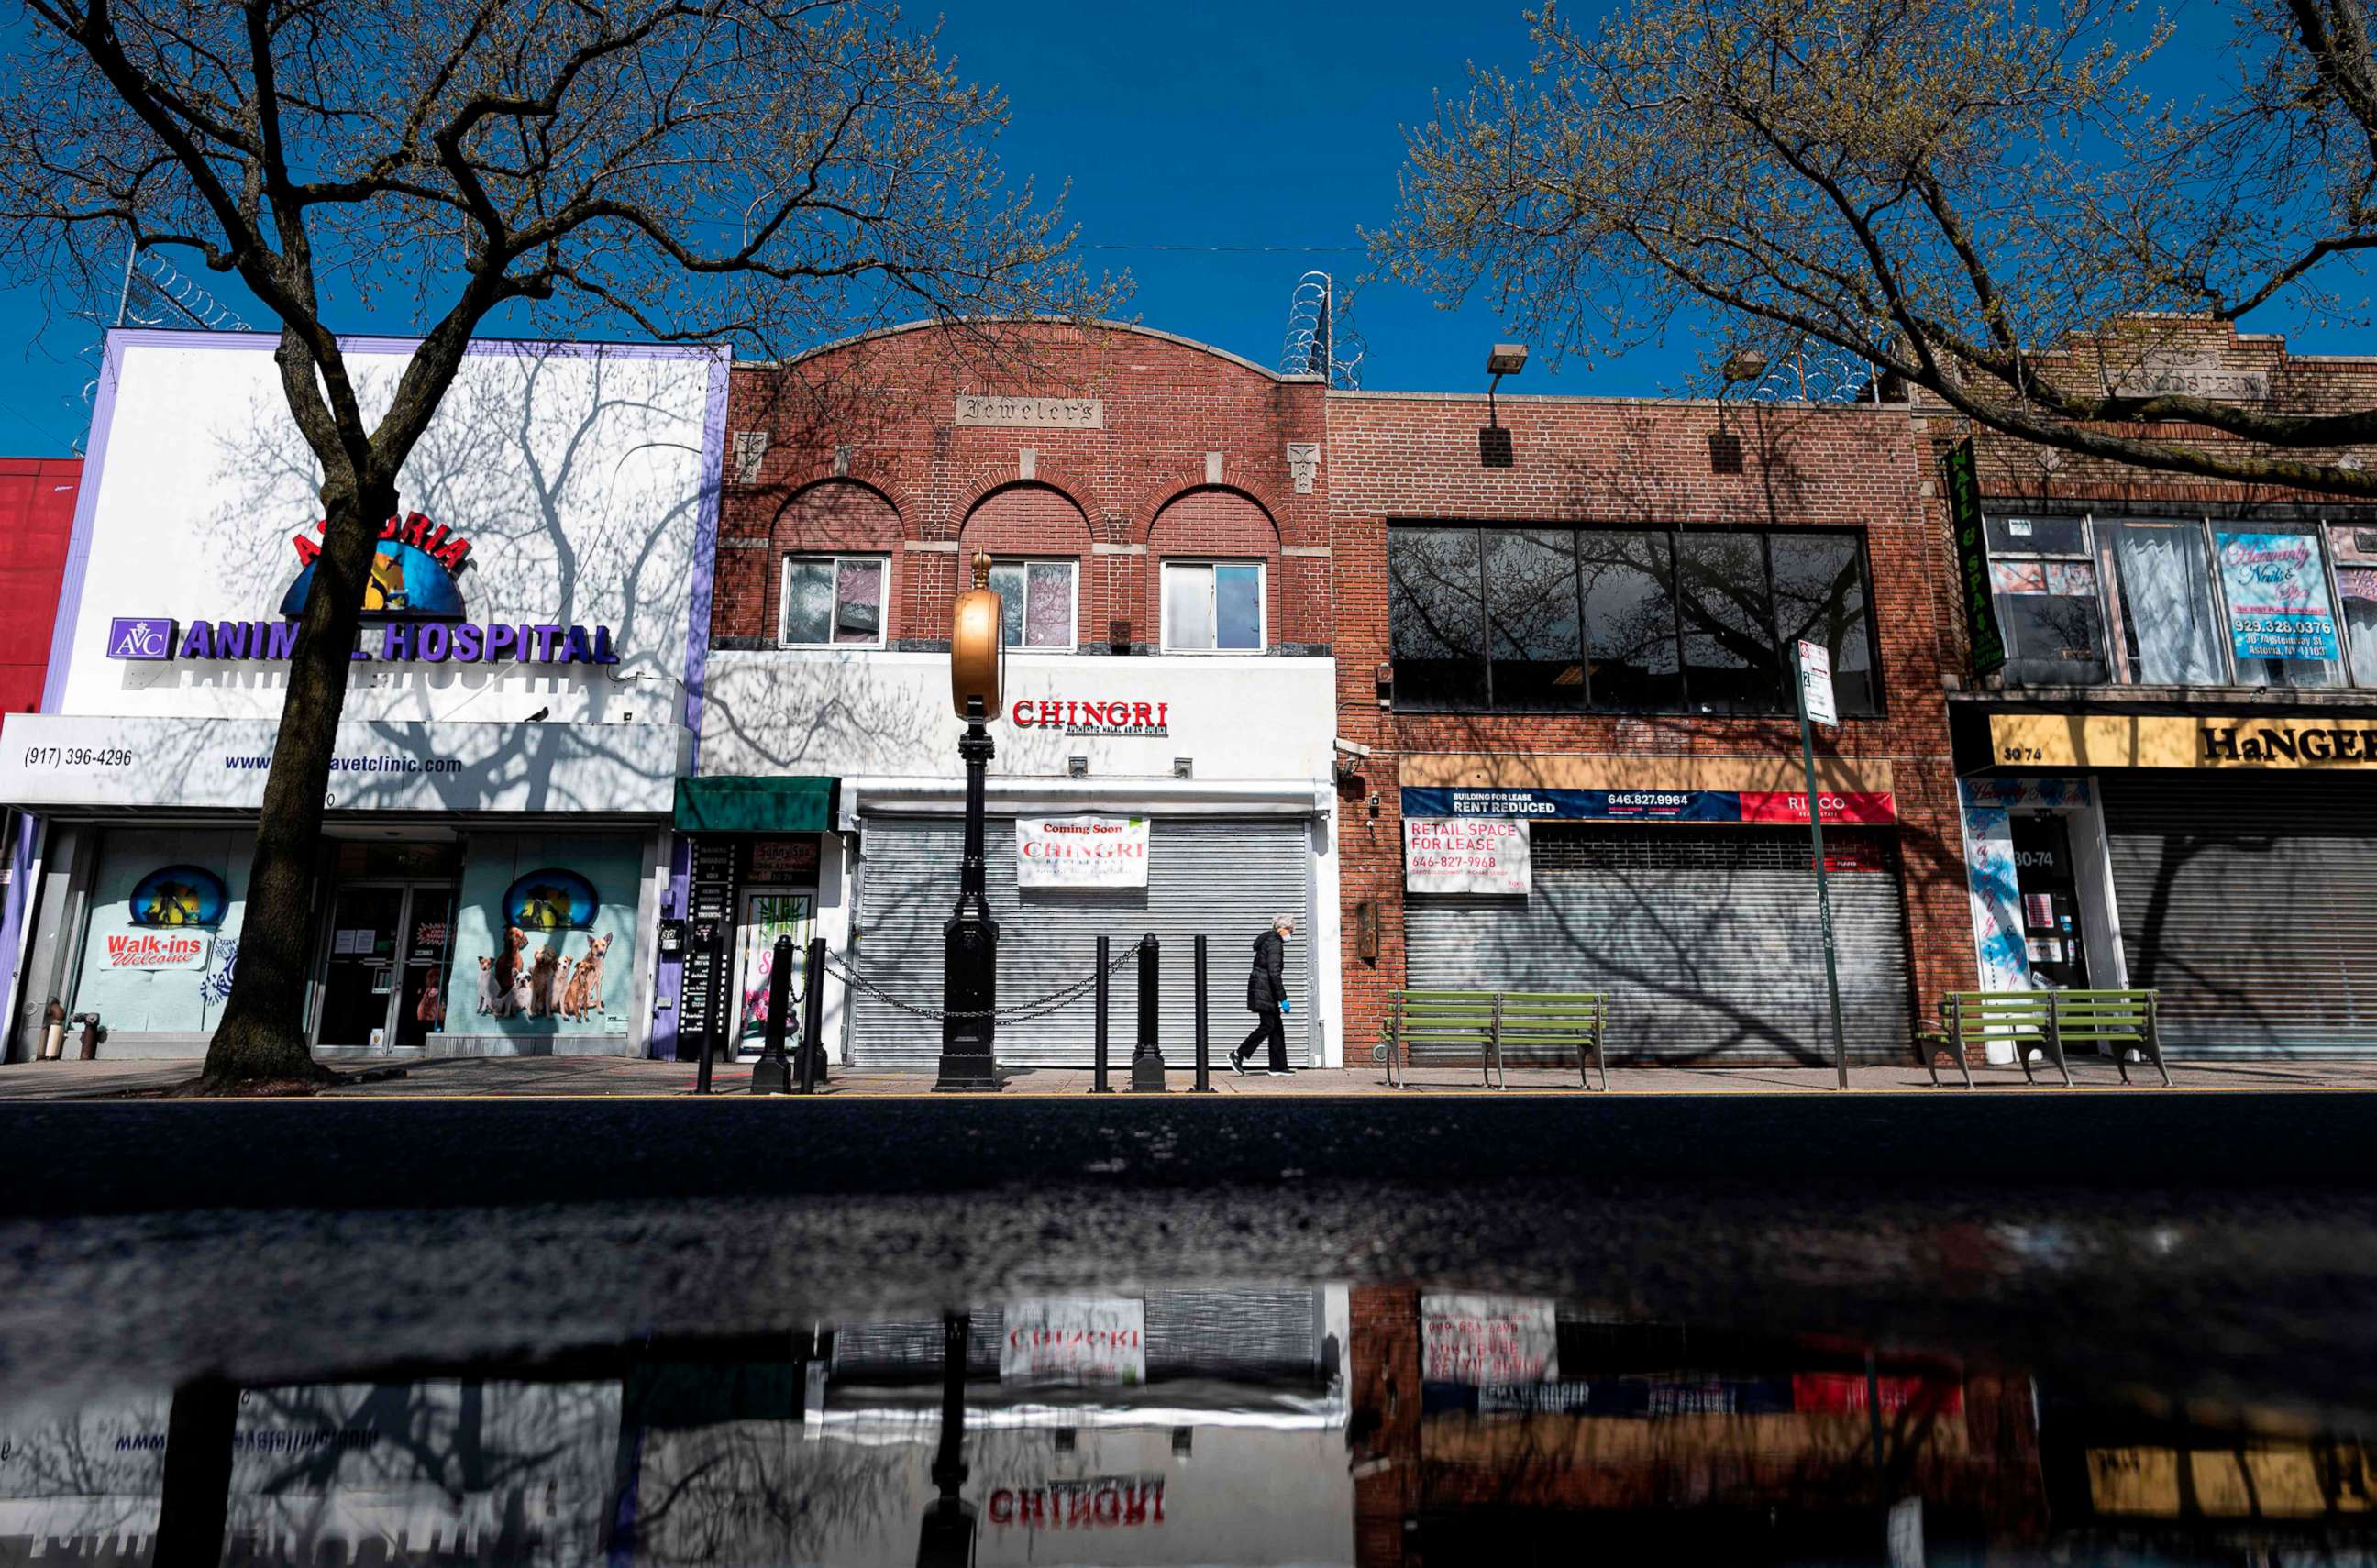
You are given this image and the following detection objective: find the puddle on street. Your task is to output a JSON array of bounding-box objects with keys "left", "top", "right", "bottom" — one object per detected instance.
[{"left": 5, "top": 1283, "right": 2374, "bottom": 1566}]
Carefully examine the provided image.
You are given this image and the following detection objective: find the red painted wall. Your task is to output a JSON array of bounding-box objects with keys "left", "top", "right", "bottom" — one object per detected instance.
[{"left": 0, "top": 458, "right": 82, "bottom": 715}]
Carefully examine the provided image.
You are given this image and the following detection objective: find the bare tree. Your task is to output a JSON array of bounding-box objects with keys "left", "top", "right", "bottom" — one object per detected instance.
[
  {"left": 0, "top": 0, "right": 1106, "bottom": 1086},
  {"left": 1376, "top": 0, "right": 2377, "bottom": 497}
]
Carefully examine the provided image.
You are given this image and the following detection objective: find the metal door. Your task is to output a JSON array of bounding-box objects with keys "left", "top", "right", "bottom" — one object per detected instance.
[
  {"left": 2102, "top": 773, "right": 2377, "bottom": 1053},
  {"left": 849, "top": 816, "right": 1317, "bottom": 1070},
  {"left": 1404, "top": 824, "right": 1914, "bottom": 1064}
]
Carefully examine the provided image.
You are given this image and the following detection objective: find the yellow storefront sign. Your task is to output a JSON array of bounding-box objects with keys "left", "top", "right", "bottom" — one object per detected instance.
[{"left": 1990, "top": 712, "right": 2377, "bottom": 769}]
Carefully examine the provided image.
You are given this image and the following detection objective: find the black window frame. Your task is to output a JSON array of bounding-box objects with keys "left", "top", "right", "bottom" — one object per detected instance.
[{"left": 1385, "top": 521, "right": 1886, "bottom": 719}]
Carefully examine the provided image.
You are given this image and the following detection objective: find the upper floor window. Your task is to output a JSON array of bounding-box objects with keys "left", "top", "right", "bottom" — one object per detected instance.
[
  {"left": 1162, "top": 561, "right": 1265, "bottom": 652},
  {"left": 780, "top": 555, "right": 886, "bottom": 647},
  {"left": 1386, "top": 524, "right": 1879, "bottom": 716},
  {"left": 988, "top": 558, "right": 1076, "bottom": 650},
  {"left": 1985, "top": 512, "right": 2366, "bottom": 689}
]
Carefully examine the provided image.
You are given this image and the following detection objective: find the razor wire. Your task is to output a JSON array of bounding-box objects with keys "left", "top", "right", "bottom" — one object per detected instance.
[{"left": 819, "top": 935, "right": 1150, "bottom": 1025}]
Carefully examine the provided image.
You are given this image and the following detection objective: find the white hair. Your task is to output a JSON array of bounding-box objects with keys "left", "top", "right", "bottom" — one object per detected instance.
[{"left": 1274, "top": 912, "right": 1296, "bottom": 929}]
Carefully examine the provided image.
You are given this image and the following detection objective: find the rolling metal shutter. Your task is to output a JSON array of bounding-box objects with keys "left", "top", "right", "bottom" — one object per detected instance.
[
  {"left": 850, "top": 816, "right": 1316, "bottom": 1070},
  {"left": 2102, "top": 773, "right": 2377, "bottom": 1054},
  {"left": 833, "top": 1291, "right": 1329, "bottom": 1381},
  {"left": 1404, "top": 824, "right": 1913, "bottom": 1064}
]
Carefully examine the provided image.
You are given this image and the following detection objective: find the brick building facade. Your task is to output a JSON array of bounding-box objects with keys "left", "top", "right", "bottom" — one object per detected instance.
[
  {"left": 672, "top": 318, "right": 1980, "bottom": 1070},
  {"left": 1328, "top": 393, "right": 1969, "bottom": 1066},
  {"left": 1919, "top": 319, "right": 2377, "bottom": 1060}
]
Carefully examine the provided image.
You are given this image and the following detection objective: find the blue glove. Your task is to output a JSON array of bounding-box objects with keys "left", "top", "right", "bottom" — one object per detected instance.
[{"left": 1279, "top": 999, "right": 1290, "bottom": 1015}]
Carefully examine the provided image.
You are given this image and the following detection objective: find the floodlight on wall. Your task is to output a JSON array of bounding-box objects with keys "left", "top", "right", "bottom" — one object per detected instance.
[{"left": 1483, "top": 343, "right": 1528, "bottom": 468}]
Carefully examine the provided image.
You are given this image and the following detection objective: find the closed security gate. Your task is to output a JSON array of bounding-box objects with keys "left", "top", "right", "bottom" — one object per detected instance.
[
  {"left": 850, "top": 816, "right": 1316, "bottom": 1069},
  {"left": 2103, "top": 774, "right": 2377, "bottom": 1054},
  {"left": 1405, "top": 824, "right": 1913, "bottom": 1064}
]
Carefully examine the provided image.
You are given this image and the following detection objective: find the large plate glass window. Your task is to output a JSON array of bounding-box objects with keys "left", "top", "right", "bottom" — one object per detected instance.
[
  {"left": 1161, "top": 561, "right": 1266, "bottom": 652},
  {"left": 1387, "top": 527, "right": 1487, "bottom": 707},
  {"left": 2329, "top": 523, "right": 2377, "bottom": 687},
  {"left": 780, "top": 555, "right": 887, "bottom": 647},
  {"left": 2211, "top": 525, "right": 2343, "bottom": 688},
  {"left": 1676, "top": 532, "right": 1783, "bottom": 714},
  {"left": 1985, "top": 514, "right": 2106, "bottom": 684},
  {"left": 988, "top": 559, "right": 1077, "bottom": 650},
  {"left": 2095, "top": 519, "right": 2225, "bottom": 685},
  {"left": 1385, "top": 524, "right": 1877, "bottom": 715}
]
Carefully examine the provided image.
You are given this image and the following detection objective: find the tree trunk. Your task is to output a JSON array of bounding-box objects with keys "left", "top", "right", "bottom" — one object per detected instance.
[{"left": 202, "top": 480, "right": 397, "bottom": 1086}]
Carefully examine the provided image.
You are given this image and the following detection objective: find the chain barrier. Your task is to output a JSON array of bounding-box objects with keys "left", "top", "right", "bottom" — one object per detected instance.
[{"left": 820, "top": 936, "right": 1149, "bottom": 1025}]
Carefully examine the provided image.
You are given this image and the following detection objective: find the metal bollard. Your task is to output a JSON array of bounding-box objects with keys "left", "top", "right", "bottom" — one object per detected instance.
[
  {"left": 693, "top": 1019, "right": 715, "bottom": 1095},
  {"left": 751, "top": 933, "right": 794, "bottom": 1094},
  {"left": 1130, "top": 933, "right": 1166, "bottom": 1092},
  {"left": 1091, "top": 935, "right": 1114, "bottom": 1093},
  {"left": 796, "top": 935, "right": 826, "bottom": 1094},
  {"left": 1191, "top": 934, "right": 1215, "bottom": 1092}
]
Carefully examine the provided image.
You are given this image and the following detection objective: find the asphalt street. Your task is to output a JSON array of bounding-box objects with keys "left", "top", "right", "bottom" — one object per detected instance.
[{"left": 6, "top": 1088, "right": 2374, "bottom": 1216}]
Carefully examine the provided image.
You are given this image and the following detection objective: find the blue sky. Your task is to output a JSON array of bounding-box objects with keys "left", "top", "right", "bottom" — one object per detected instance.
[{"left": 0, "top": 0, "right": 2360, "bottom": 457}]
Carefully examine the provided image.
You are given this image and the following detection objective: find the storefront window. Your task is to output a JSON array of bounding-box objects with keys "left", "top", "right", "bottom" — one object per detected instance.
[
  {"left": 2214, "top": 526, "right": 2344, "bottom": 689},
  {"left": 1161, "top": 561, "right": 1266, "bottom": 652},
  {"left": 1578, "top": 530, "right": 1682, "bottom": 711},
  {"left": 1483, "top": 531, "right": 1583, "bottom": 707},
  {"left": 1386, "top": 524, "right": 1877, "bottom": 715},
  {"left": 1771, "top": 532, "right": 1879, "bottom": 714},
  {"left": 2096, "top": 519, "right": 2225, "bottom": 685},
  {"left": 1985, "top": 514, "right": 2107, "bottom": 684},
  {"left": 2329, "top": 524, "right": 2377, "bottom": 687},
  {"left": 989, "top": 559, "right": 1076, "bottom": 650},
  {"left": 1676, "top": 532, "right": 1782, "bottom": 714},
  {"left": 69, "top": 829, "right": 248, "bottom": 1037},
  {"left": 1387, "top": 527, "right": 1488, "bottom": 707},
  {"left": 780, "top": 555, "right": 886, "bottom": 647}
]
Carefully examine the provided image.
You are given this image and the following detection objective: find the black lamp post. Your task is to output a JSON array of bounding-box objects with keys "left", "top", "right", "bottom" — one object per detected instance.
[
  {"left": 915, "top": 1311, "right": 977, "bottom": 1566},
  {"left": 937, "top": 554, "right": 1003, "bottom": 1093}
]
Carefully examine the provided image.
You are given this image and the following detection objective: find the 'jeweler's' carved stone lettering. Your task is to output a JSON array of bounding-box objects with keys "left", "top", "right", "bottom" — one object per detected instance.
[{"left": 954, "top": 395, "right": 1105, "bottom": 430}]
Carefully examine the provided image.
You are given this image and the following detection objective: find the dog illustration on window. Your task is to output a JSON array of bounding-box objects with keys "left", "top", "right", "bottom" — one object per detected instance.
[{"left": 559, "top": 933, "right": 611, "bottom": 1021}]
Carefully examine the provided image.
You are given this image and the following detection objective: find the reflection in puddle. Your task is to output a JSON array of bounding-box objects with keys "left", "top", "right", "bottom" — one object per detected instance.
[{"left": 8, "top": 1286, "right": 2376, "bottom": 1565}]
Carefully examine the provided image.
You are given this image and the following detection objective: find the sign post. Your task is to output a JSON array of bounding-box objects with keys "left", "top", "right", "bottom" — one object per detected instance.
[{"left": 1795, "top": 640, "right": 1850, "bottom": 1089}]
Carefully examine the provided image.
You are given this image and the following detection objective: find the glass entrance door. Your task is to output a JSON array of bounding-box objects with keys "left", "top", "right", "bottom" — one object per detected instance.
[
  {"left": 318, "top": 886, "right": 405, "bottom": 1047},
  {"left": 731, "top": 889, "right": 814, "bottom": 1058},
  {"left": 2009, "top": 814, "right": 2089, "bottom": 989},
  {"left": 316, "top": 882, "right": 458, "bottom": 1050}
]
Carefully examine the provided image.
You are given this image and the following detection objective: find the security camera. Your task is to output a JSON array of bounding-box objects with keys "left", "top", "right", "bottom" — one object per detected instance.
[{"left": 1332, "top": 737, "right": 1373, "bottom": 759}]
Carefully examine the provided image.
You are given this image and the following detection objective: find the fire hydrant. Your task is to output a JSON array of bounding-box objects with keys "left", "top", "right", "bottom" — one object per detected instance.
[{"left": 70, "top": 1011, "right": 102, "bottom": 1060}]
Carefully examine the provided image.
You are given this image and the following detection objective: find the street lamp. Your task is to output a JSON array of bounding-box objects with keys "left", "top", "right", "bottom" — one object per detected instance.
[{"left": 939, "top": 553, "right": 1004, "bottom": 1092}]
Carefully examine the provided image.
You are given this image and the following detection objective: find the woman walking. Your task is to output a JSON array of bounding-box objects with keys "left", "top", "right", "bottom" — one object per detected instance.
[{"left": 1231, "top": 913, "right": 1296, "bottom": 1076}]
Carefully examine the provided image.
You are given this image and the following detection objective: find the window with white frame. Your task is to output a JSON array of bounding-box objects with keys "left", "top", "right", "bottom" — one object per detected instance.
[
  {"left": 779, "top": 555, "right": 887, "bottom": 647},
  {"left": 1162, "top": 561, "right": 1266, "bottom": 652},
  {"left": 987, "top": 558, "right": 1077, "bottom": 649}
]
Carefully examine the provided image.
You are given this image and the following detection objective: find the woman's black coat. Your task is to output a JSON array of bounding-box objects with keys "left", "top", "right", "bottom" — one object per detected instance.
[{"left": 1245, "top": 928, "right": 1286, "bottom": 1011}]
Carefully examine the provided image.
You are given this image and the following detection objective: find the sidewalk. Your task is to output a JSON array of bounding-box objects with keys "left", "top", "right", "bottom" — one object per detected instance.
[{"left": 4, "top": 1054, "right": 2376, "bottom": 1100}]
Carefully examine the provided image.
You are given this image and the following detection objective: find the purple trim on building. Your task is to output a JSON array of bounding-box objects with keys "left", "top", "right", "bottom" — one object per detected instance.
[
  {"left": 682, "top": 348, "right": 730, "bottom": 765},
  {"left": 0, "top": 812, "right": 41, "bottom": 1055},
  {"left": 650, "top": 833, "right": 692, "bottom": 1060}
]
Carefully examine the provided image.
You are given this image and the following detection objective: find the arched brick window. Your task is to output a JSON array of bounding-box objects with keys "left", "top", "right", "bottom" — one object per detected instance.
[
  {"left": 767, "top": 480, "right": 901, "bottom": 646},
  {"left": 959, "top": 483, "right": 1095, "bottom": 651},
  {"left": 1146, "top": 488, "right": 1281, "bottom": 652}
]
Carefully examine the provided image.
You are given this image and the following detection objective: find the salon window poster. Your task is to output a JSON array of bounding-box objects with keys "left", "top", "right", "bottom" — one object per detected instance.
[{"left": 2216, "top": 531, "right": 2341, "bottom": 660}]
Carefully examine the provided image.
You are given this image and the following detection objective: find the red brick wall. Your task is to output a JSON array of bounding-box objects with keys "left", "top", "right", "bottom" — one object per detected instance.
[
  {"left": 1323, "top": 395, "right": 1974, "bottom": 1060},
  {"left": 715, "top": 322, "right": 1330, "bottom": 653}
]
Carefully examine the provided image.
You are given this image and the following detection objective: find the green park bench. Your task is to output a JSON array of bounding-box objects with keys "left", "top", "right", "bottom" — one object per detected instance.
[
  {"left": 1371, "top": 988, "right": 1609, "bottom": 1091},
  {"left": 1934, "top": 988, "right": 2171, "bottom": 1088}
]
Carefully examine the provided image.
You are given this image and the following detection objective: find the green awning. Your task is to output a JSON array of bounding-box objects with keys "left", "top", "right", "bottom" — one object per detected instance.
[{"left": 673, "top": 776, "right": 840, "bottom": 834}]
